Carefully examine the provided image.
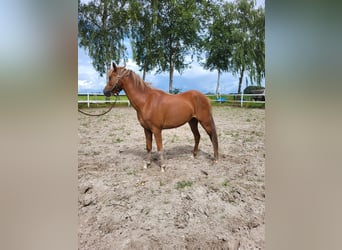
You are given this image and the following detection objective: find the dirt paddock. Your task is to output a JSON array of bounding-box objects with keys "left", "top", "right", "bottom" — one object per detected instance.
[{"left": 78, "top": 106, "right": 265, "bottom": 249}]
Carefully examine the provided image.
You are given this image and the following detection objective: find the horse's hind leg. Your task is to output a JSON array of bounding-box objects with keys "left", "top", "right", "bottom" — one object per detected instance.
[
  {"left": 144, "top": 128, "right": 153, "bottom": 169},
  {"left": 199, "top": 116, "right": 219, "bottom": 162},
  {"left": 188, "top": 118, "right": 200, "bottom": 158}
]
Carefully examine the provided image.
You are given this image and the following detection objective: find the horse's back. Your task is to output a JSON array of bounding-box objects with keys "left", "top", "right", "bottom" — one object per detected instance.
[{"left": 179, "top": 90, "right": 212, "bottom": 110}]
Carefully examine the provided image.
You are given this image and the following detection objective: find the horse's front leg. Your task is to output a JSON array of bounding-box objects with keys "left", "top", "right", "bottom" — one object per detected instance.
[
  {"left": 143, "top": 128, "right": 152, "bottom": 169},
  {"left": 153, "top": 129, "right": 166, "bottom": 172}
]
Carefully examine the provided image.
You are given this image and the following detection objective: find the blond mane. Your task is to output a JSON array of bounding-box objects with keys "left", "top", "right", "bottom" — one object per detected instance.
[
  {"left": 126, "top": 69, "right": 151, "bottom": 91},
  {"left": 108, "top": 66, "right": 152, "bottom": 91}
]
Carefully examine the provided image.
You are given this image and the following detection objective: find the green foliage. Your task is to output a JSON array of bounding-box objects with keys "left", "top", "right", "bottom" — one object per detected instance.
[
  {"left": 243, "top": 85, "right": 265, "bottom": 94},
  {"left": 152, "top": 0, "right": 202, "bottom": 93},
  {"left": 129, "top": 0, "right": 204, "bottom": 92},
  {"left": 200, "top": 0, "right": 265, "bottom": 94},
  {"left": 129, "top": 0, "right": 159, "bottom": 80},
  {"left": 78, "top": 0, "right": 130, "bottom": 76},
  {"left": 201, "top": 1, "right": 234, "bottom": 72},
  {"left": 230, "top": 0, "right": 265, "bottom": 93},
  {"left": 172, "top": 88, "right": 182, "bottom": 94},
  {"left": 78, "top": 0, "right": 264, "bottom": 94}
]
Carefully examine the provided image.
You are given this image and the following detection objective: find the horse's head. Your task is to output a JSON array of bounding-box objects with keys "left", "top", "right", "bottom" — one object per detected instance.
[{"left": 103, "top": 62, "right": 124, "bottom": 97}]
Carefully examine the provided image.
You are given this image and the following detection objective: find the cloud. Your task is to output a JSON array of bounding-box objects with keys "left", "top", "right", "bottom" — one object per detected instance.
[
  {"left": 78, "top": 47, "right": 106, "bottom": 92},
  {"left": 126, "top": 59, "right": 141, "bottom": 72},
  {"left": 78, "top": 80, "right": 94, "bottom": 90}
]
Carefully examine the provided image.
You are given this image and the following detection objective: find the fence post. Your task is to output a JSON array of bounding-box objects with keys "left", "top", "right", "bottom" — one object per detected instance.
[
  {"left": 87, "top": 93, "right": 90, "bottom": 108},
  {"left": 240, "top": 92, "right": 244, "bottom": 107}
]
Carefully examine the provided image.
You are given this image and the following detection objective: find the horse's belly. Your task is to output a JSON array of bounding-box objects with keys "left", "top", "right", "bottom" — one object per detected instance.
[
  {"left": 162, "top": 108, "right": 193, "bottom": 129},
  {"left": 163, "top": 120, "right": 188, "bottom": 129}
]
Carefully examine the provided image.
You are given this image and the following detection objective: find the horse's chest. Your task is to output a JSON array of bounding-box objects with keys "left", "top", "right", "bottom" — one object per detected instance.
[
  {"left": 137, "top": 112, "right": 157, "bottom": 129},
  {"left": 137, "top": 113, "right": 150, "bottom": 128}
]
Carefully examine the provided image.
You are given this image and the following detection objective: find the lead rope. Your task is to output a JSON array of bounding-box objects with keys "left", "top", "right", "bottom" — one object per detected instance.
[
  {"left": 78, "top": 94, "right": 119, "bottom": 116},
  {"left": 78, "top": 68, "right": 130, "bottom": 116}
]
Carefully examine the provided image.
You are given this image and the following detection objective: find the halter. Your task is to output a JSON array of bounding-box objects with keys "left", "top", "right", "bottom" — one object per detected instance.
[
  {"left": 109, "top": 68, "right": 131, "bottom": 96},
  {"left": 78, "top": 69, "right": 131, "bottom": 117}
]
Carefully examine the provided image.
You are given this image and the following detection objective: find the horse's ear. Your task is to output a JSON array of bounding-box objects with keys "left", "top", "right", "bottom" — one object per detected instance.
[{"left": 112, "top": 62, "right": 117, "bottom": 71}]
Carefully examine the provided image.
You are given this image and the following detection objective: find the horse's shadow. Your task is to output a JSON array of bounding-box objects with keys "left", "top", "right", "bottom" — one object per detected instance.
[{"left": 120, "top": 144, "right": 212, "bottom": 164}]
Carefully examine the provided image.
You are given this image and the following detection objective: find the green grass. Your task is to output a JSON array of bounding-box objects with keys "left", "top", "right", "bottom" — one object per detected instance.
[
  {"left": 207, "top": 94, "right": 265, "bottom": 109},
  {"left": 78, "top": 94, "right": 129, "bottom": 101},
  {"left": 175, "top": 181, "right": 193, "bottom": 190},
  {"left": 127, "top": 170, "right": 136, "bottom": 176},
  {"left": 78, "top": 94, "right": 264, "bottom": 109},
  {"left": 113, "top": 138, "right": 123, "bottom": 143},
  {"left": 222, "top": 180, "right": 230, "bottom": 187}
]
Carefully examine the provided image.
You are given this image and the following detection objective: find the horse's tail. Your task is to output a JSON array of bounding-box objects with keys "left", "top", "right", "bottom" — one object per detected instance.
[{"left": 210, "top": 114, "right": 219, "bottom": 161}]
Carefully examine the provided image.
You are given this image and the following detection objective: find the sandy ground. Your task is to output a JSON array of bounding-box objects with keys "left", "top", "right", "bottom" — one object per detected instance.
[{"left": 78, "top": 106, "right": 265, "bottom": 249}]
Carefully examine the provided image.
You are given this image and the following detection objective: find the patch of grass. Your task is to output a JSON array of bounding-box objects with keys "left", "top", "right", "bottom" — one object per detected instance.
[
  {"left": 159, "top": 180, "right": 165, "bottom": 186},
  {"left": 171, "top": 134, "right": 179, "bottom": 143},
  {"left": 118, "top": 126, "right": 125, "bottom": 131},
  {"left": 222, "top": 180, "right": 230, "bottom": 187},
  {"left": 114, "top": 138, "right": 123, "bottom": 143},
  {"left": 243, "top": 137, "right": 253, "bottom": 143},
  {"left": 224, "top": 131, "right": 240, "bottom": 138},
  {"left": 254, "top": 131, "right": 264, "bottom": 137},
  {"left": 243, "top": 102, "right": 265, "bottom": 109},
  {"left": 82, "top": 123, "right": 90, "bottom": 128},
  {"left": 127, "top": 170, "right": 136, "bottom": 176},
  {"left": 175, "top": 181, "right": 193, "bottom": 190}
]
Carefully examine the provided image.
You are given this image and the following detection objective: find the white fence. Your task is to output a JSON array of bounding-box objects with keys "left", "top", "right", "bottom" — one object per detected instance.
[
  {"left": 78, "top": 93, "right": 130, "bottom": 107},
  {"left": 78, "top": 93, "right": 265, "bottom": 108},
  {"left": 212, "top": 93, "right": 265, "bottom": 107}
]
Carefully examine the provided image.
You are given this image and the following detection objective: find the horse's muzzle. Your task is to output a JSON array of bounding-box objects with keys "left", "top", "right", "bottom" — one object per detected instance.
[{"left": 103, "top": 89, "right": 112, "bottom": 97}]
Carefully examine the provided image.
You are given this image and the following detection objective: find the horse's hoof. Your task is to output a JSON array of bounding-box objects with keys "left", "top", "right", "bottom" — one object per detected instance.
[
  {"left": 160, "top": 165, "right": 166, "bottom": 172},
  {"left": 143, "top": 162, "right": 151, "bottom": 169}
]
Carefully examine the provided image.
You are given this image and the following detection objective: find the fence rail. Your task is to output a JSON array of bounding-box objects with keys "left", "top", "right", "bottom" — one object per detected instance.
[
  {"left": 210, "top": 93, "right": 265, "bottom": 107},
  {"left": 78, "top": 93, "right": 130, "bottom": 107},
  {"left": 78, "top": 93, "right": 265, "bottom": 108}
]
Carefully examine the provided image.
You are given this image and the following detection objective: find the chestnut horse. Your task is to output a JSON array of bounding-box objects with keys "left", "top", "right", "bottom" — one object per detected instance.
[{"left": 103, "top": 63, "right": 218, "bottom": 172}]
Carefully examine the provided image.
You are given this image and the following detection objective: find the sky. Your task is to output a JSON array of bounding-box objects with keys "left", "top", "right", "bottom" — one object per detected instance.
[{"left": 78, "top": 0, "right": 265, "bottom": 94}]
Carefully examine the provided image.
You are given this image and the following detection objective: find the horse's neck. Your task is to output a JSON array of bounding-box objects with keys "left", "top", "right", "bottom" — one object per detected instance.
[{"left": 122, "top": 77, "right": 149, "bottom": 111}]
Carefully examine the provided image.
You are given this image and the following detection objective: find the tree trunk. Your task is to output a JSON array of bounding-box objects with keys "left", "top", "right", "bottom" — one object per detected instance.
[
  {"left": 142, "top": 62, "right": 147, "bottom": 80},
  {"left": 105, "top": 62, "right": 111, "bottom": 103},
  {"left": 169, "top": 61, "right": 174, "bottom": 94},
  {"left": 237, "top": 65, "right": 245, "bottom": 94},
  {"left": 215, "top": 69, "right": 221, "bottom": 98}
]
